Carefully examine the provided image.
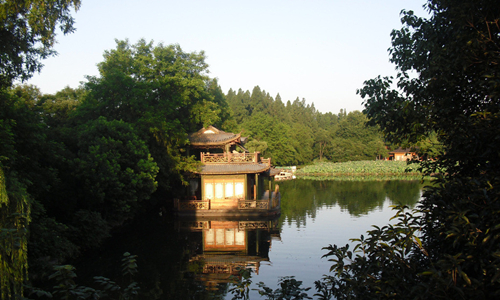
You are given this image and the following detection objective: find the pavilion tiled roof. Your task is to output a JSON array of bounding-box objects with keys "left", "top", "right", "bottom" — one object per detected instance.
[
  {"left": 189, "top": 126, "right": 241, "bottom": 146},
  {"left": 195, "top": 163, "right": 271, "bottom": 175}
]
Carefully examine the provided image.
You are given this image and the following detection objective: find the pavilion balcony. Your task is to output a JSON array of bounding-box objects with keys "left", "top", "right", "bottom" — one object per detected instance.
[
  {"left": 201, "top": 152, "right": 271, "bottom": 166},
  {"left": 175, "top": 190, "right": 281, "bottom": 212}
]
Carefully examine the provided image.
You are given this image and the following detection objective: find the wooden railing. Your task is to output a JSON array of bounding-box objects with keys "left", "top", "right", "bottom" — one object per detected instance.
[
  {"left": 203, "top": 263, "right": 248, "bottom": 274},
  {"left": 201, "top": 152, "right": 258, "bottom": 163},
  {"left": 176, "top": 189, "right": 280, "bottom": 211},
  {"left": 200, "top": 152, "right": 271, "bottom": 166},
  {"left": 176, "top": 197, "right": 279, "bottom": 211},
  {"left": 175, "top": 199, "right": 209, "bottom": 210},
  {"left": 238, "top": 200, "right": 269, "bottom": 210},
  {"left": 260, "top": 157, "right": 271, "bottom": 166},
  {"left": 239, "top": 221, "right": 270, "bottom": 230}
]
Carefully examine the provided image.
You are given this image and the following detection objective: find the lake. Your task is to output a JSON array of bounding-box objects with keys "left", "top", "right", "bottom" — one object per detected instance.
[{"left": 73, "top": 179, "right": 424, "bottom": 299}]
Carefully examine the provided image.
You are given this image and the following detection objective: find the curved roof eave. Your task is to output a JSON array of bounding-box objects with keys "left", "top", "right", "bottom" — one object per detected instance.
[{"left": 194, "top": 163, "right": 271, "bottom": 175}]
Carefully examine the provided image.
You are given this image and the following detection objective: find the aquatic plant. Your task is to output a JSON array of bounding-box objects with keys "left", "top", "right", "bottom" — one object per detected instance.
[{"left": 296, "top": 161, "right": 421, "bottom": 177}]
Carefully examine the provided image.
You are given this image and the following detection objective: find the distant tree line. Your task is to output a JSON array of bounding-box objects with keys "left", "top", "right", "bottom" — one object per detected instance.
[{"left": 225, "top": 87, "right": 388, "bottom": 166}]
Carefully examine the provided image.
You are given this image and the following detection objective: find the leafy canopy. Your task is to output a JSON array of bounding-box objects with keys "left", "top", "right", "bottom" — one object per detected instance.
[{"left": 77, "top": 39, "right": 231, "bottom": 192}]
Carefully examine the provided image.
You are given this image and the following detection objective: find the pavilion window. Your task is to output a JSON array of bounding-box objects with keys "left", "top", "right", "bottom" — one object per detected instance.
[
  {"left": 235, "top": 230, "right": 245, "bottom": 245},
  {"left": 206, "top": 229, "right": 214, "bottom": 245},
  {"left": 225, "top": 183, "right": 234, "bottom": 198},
  {"left": 215, "top": 183, "right": 224, "bottom": 199},
  {"left": 205, "top": 183, "right": 214, "bottom": 200},
  {"left": 226, "top": 228, "right": 235, "bottom": 245}
]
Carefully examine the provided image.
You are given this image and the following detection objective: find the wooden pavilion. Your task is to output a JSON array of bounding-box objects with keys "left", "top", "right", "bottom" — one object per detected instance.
[{"left": 175, "top": 126, "right": 280, "bottom": 217}]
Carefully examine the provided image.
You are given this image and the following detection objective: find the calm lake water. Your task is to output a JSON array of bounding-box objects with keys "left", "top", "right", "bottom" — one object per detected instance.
[{"left": 73, "top": 179, "right": 424, "bottom": 299}]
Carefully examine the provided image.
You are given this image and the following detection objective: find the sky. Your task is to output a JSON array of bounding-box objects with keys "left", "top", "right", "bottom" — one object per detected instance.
[{"left": 27, "top": 0, "right": 429, "bottom": 114}]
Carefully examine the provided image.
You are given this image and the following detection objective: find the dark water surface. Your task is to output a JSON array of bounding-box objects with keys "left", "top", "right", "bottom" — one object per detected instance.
[{"left": 73, "top": 179, "right": 424, "bottom": 299}]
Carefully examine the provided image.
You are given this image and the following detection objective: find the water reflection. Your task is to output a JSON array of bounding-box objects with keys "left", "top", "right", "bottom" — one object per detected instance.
[
  {"left": 177, "top": 216, "right": 280, "bottom": 292},
  {"left": 279, "top": 180, "right": 423, "bottom": 226},
  {"left": 69, "top": 179, "right": 424, "bottom": 299}
]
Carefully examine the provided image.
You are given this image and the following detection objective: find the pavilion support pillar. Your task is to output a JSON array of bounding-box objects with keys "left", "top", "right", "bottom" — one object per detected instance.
[{"left": 254, "top": 174, "right": 259, "bottom": 200}]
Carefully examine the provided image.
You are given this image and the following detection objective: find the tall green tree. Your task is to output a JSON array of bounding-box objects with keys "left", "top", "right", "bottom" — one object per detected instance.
[
  {"left": 324, "top": 1, "right": 500, "bottom": 298},
  {"left": 77, "top": 39, "right": 229, "bottom": 194},
  {"left": 0, "top": 166, "right": 29, "bottom": 299},
  {"left": 227, "top": 88, "right": 251, "bottom": 123},
  {"left": 39, "top": 86, "right": 84, "bottom": 129}
]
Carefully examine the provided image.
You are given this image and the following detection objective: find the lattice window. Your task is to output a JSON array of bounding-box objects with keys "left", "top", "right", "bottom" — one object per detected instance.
[
  {"left": 215, "top": 183, "right": 224, "bottom": 199},
  {"left": 206, "top": 229, "right": 214, "bottom": 245},
  {"left": 205, "top": 183, "right": 214, "bottom": 200},
  {"left": 226, "top": 228, "right": 234, "bottom": 245},
  {"left": 204, "top": 178, "right": 245, "bottom": 200},
  {"left": 225, "top": 183, "right": 234, "bottom": 198},
  {"left": 235, "top": 182, "right": 244, "bottom": 199}
]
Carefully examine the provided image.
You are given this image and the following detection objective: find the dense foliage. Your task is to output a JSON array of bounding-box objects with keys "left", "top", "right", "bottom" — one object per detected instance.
[
  {"left": 322, "top": 0, "right": 500, "bottom": 299},
  {"left": 0, "top": 1, "right": 80, "bottom": 296}
]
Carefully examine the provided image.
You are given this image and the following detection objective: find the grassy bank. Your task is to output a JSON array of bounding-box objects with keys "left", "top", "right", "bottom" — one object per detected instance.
[{"left": 295, "top": 161, "right": 423, "bottom": 181}]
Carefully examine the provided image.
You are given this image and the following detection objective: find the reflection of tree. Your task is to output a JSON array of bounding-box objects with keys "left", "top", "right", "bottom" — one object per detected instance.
[
  {"left": 334, "top": 181, "right": 387, "bottom": 217},
  {"left": 384, "top": 180, "right": 423, "bottom": 206},
  {"left": 279, "top": 180, "right": 424, "bottom": 223},
  {"left": 279, "top": 180, "right": 320, "bottom": 227}
]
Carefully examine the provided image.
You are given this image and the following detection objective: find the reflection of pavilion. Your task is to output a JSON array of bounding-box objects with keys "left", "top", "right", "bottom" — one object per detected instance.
[{"left": 177, "top": 216, "right": 281, "bottom": 290}]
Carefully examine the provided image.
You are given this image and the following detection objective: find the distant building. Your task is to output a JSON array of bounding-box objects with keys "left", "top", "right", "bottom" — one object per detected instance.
[{"left": 388, "top": 148, "right": 417, "bottom": 161}]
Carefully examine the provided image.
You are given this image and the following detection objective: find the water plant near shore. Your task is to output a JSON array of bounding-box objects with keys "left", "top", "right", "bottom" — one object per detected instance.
[{"left": 296, "top": 161, "right": 421, "bottom": 177}]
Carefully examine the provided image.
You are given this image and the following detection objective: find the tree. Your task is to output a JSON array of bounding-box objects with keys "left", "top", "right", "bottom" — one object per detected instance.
[
  {"left": 39, "top": 86, "right": 84, "bottom": 129},
  {"left": 227, "top": 88, "right": 251, "bottom": 123},
  {"left": 328, "top": 111, "right": 387, "bottom": 162},
  {"left": 77, "top": 39, "right": 228, "bottom": 194},
  {"left": 73, "top": 117, "right": 159, "bottom": 224},
  {"left": 314, "top": 128, "right": 331, "bottom": 161},
  {"left": 324, "top": 1, "right": 500, "bottom": 298},
  {"left": 0, "top": 84, "right": 81, "bottom": 288},
  {"left": 241, "top": 112, "right": 299, "bottom": 166},
  {"left": 0, "top": 166, "right": 30, "bottom": 299},
  {"left": 0, "top": 85, "right": 59, "bottom": 199},
  {"left": 0, "top": 0, "right": 81, "bottom": 87}
]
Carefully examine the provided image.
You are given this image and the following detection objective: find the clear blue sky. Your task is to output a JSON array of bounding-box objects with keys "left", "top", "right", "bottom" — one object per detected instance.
[{"left": 27, "top": 0, "right": 428, "bottom": 114}]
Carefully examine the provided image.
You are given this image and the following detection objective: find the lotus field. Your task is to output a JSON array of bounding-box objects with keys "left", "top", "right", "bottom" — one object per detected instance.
[{"left": 295, "top": 161, "right": 423, "bottom": 181}]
